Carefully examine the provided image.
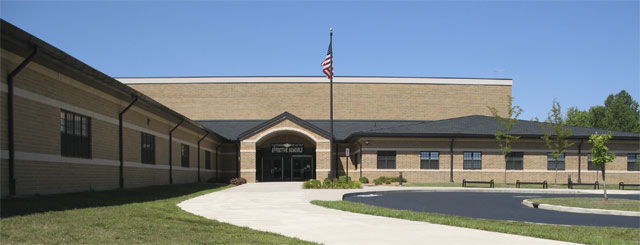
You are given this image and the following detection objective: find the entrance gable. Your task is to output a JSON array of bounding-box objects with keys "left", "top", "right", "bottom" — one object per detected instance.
[{"left": 238, "top": 112, "right": 330, "bottom": 143}]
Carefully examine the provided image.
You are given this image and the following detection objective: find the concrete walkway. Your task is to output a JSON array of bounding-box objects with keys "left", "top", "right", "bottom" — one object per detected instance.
[{"left": 175, "top": 183, "right": 625, "bottom": 245}]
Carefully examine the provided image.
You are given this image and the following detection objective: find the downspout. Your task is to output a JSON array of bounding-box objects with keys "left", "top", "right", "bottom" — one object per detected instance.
[
  {"left": 215, "top": 145, "right": 220, "bottom": 179},
  {"left": 578, "top": 139, "right": 583, "bottom": 183},
  {"left": 450, "top": 138, "right": 454, "bottom": 182},
  {"left": 118, "top": 96, "right": 138, "bottom": 189},
  {"left": 197, "top": 132, "right": 209, "bottom": 182},
  {"left": 7, "top": 46, "right": 38, "bottom": 196},
  {"left": 359, "top": 142, "right": 363, "bottom": 179},
  {"left": 235, "top": 141, "right": 240, "bottom": 178},
  {"left": 168, "top": 119, "right": 184, "bottom": 184}
]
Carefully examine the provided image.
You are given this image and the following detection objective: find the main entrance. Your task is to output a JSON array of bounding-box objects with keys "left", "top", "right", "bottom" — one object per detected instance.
[
  {"left": 256, "top": 135, "right": 317, "bottom": 182},
  {"left": 259, "top": 155, "right": 314, "bottom": 181}
]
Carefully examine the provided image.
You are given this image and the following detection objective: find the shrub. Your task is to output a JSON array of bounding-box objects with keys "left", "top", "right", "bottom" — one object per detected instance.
[
  {"left": 305, "top": 178, "right": 362, "bottom": 189},
  {"left": 359, "top": 177, "right": 369, "bottom": 183},
  {"left": 229, "top": 177, "right": 247, "bottom": 186},
  {"left": 302, "top": 179, "right": 322, "bottom": 189},
  {"left": 374, "top": 178, "right": 384, "bottom": 185},
  {"left": 323, "top": 178, "right": 332, "bottom": 188},
  {"left": 373, "top": 176, "right": 407, "bottom": 185},
  {"left": 338, "top": 176, "right": 352, "bottom": 183},
  {"left": 390, "top": 177, "right": 408, "bottom": 183}
]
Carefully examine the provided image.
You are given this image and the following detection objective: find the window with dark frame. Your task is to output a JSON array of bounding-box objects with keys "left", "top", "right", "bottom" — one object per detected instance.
[
  {"left": 205, "top": 151, "right": 211, "bottom": 169},
  {"left": 60, "top": 110, "right": 91, "bottom": 158},
  {"left": 628, "top": 153, "right": 639, "bottom": 171},
  {"left": 547, "top": 153, "right": 565, "bottom": 170},
  {"left": 587, "top": 153, "right": 597, "bottom": 170},
  {"left": 141, "top": 132, "right": 155, "bottom": 164},
  {"left": 181, "top": 144, "right": 189, "bottom": 167},
  {"left": 506, "top": 152, "right": 524, "bottom": 170},
  {"left": 463, "top": 152, "right": 482, "bottom": 169},
  {"left": 420, "top": 151, "right": 439, "bottom": 169},
  {"left": 377, "top": 151, "right": 396, "bottom": 169}
]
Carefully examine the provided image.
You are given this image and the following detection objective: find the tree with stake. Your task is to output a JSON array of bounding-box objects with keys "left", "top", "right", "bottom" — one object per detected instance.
[
  {"left": 589, "top": 132, "right": 615, "bottom": 201},
  {"left": 541, "top": 99, "right": 574, "bottom": 184},
  {"left": 488, "top": 95, "right": 523, "bottom": 184}
]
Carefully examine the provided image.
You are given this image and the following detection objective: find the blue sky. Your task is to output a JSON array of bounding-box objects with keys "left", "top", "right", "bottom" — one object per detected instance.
[{"left": 1, "top": 1, "right": 638, "bottom": 120}]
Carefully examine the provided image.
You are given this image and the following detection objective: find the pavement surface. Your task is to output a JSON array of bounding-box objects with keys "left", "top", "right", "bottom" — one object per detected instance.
[
  {"left": 177, "top": 182, "right": 593, "bottom": 245},
  {"left": 344, "top": 191, "right": 640, "bottom": 228}
]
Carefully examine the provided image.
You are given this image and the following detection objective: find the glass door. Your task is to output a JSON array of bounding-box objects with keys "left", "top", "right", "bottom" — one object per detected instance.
[
  {"left": 261, "top": 157, "right": 283, "bottom": 181},
  {"left": 291, "top": 155, "right": 313, "bottom": 181}
]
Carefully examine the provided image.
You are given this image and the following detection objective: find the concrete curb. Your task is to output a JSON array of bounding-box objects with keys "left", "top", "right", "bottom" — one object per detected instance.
[{"left": 522, "top": 199, "right": 640, "bottom": 217}]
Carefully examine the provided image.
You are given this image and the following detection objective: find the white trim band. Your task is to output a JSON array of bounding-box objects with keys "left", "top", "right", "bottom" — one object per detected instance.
[{"left": 117, "top": 76, "right": 513, "bottom": 86}]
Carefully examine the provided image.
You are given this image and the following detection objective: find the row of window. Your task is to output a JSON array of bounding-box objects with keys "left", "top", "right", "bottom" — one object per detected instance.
[
  {"left": 375, "top": 151, "right": 640, "bottom": 171},
  {"left": 60, "top": 110, "right": 213, "bottom": 169}
]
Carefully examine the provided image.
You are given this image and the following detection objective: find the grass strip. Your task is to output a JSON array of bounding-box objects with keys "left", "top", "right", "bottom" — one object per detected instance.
[
  {"left": 1, "top": 183, "right": 315, "bottom": 244},
  {"left": 403, "top": 182, "right": 623, "bottom": 190},
  {"left": 529, "top": 197, "right": 640, "bottom": 212},
  {"left": 311, "top": 200, "right": 640, "bottom": 245}
]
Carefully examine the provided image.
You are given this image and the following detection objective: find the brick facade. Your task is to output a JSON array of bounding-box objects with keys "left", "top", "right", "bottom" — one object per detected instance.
[{"left": 1, "top": 48, "right": 225, "bottom": 197}]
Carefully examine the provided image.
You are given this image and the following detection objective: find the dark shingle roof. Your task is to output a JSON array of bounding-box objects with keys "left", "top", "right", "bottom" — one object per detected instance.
[{"left": 197, "top": 115, "right": 640, "bottom": 142}]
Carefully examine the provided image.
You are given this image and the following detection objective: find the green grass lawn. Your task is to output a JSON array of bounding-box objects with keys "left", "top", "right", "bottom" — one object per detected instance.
[
  {"left": 403, "top": 182, "right": 623, "bottom": 190},
  {"left": 1, "top": 183, "right": 315, "bottom": 244},
  {"left": 311, "top": 200, "right": 640, "bottom": 245},
  {"left": 528, "top": 197, "right": 640, "bottom": 212}
]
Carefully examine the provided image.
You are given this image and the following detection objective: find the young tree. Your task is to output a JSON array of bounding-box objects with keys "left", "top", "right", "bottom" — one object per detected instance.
[
  {"left": 589, "top": 132, "right": 615, "bottom": 201},
  {"left": 542, "top": 99, "right": 574, "bottom": 184},
  {"left": 488, "top": 95, "right": 523, "bottom": 184}
]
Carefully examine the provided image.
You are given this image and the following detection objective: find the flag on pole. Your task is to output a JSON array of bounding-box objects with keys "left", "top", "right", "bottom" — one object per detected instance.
[{"left": 322, "top": 39, "right": 333, "bottom": 78}]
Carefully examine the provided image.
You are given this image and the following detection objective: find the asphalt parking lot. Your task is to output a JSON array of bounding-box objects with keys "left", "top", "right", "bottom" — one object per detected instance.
[{"left": 343, "top": 191, "right": 640, "bottom": 228}]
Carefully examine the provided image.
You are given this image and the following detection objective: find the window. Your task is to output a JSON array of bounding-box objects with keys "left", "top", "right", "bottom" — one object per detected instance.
[
  {"left": 60, "top": 110, "right": 91, "bottom": 158},
  {"left": 587, "top": 153, "right": 597, "bottom": 171},
  {"left": 547, "top": 153, "right": 565, "bottom": 170},
  {"left": 463, "top": 152, "right": 482, "bottom": 169},
  {"left": 181, "top": 144, "right": 190, "bottom": 167},
  {"left": 506, "top": 152, "right": 524, "bottom": 170},
  {"left": 377, "top": 151, "right": 396, "bottom": 169},
  {"left": 628, "top": 153, "right": 640, "bottom": 171},
  {"left": 205, "top": 151, "right": 211, "bottom": 169},
  {"left": 420, "top": 151, "right": 439, "bottom": 169},
  {"left": 141, "top": 133, "right": 155, "bottom": 164}
]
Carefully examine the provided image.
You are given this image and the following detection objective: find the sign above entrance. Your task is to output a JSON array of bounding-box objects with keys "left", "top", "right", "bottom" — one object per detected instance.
[{"left": 271, "top": 143, "right": 304, "bottom": 154}]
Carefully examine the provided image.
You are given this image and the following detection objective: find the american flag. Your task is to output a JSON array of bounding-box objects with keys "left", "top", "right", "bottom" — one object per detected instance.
[{"left": 322, "top": 40, "right": 333, "bottom": 78}]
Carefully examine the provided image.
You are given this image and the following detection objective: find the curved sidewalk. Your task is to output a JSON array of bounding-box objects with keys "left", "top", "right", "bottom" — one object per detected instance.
[{"left": 178, "top": 183, "right": 586, "bottom": 245}]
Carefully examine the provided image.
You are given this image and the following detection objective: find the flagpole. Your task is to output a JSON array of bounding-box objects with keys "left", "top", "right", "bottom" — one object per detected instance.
[{"left": 329, "top": 28, "right": 335, "bottom": 179}]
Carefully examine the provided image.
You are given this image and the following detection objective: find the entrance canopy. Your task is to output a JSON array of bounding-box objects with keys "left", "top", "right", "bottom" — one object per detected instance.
[{"left": 236, "top": 112, "right": 331, "bottom": 182}]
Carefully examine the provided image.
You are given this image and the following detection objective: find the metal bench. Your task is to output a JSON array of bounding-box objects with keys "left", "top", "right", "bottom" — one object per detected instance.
[
  {"left": 462, "top": 179, "right": 494, "bottom": 188},
  {"left": 568, "top": 179, "right": 599, "bottom": 189},
  {"left": 516, "top": 180, "right": 548, "bottom": 189},
  {"left": 619, "top": 182, "right": 640, "bottom": 190}
]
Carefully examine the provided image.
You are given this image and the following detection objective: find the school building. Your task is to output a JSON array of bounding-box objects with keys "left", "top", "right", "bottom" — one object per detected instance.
[{"left": 2, "top": 19, "right": 639, "bottom": 197}]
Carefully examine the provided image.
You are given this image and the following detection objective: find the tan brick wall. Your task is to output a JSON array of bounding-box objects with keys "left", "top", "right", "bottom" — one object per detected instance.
[
  {"left": 1, "top": 49, "right": 222, "bottom": 196},
  {"left": 129, "top": 82, "right": 511, "bottom": 120},
  {"left": 345, "top": 138, "right": 640, "bottom": 184}
]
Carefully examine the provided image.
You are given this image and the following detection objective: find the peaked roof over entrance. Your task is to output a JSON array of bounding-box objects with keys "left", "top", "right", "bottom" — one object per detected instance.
[{"left": 236, "top": 112, "right": 331, "bottom": 140}]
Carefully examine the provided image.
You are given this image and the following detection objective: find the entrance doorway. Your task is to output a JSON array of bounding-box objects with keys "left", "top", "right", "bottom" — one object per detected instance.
[{"left": 259, "top": 155, "right": 314, "bottom": 182}]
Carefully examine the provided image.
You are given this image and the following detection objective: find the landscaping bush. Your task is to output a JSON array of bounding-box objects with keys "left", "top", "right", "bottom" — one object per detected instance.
[
  {"left": 338, "top": 176, "right": 352, "bottom": 183},
  {"left": 373, "top": 176, "right": 407, "bottom": 185},
  {"left": 390, "top": 177, "right": 408, "bottom": 183},
  {"left": 302, "top": 179, "right": 322, "bottom": 189},
  {"left": 359, "top": 177, "right": 369, "bottom": 184},
  {"left": 229, "top": 177, "right": 247, "bottom": 186},
  {"left": 304, "top": 178, "right": 362, "bottom": 189},
  {"left": 323, "top": 178, "right": 332, "bottom": 187}
]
